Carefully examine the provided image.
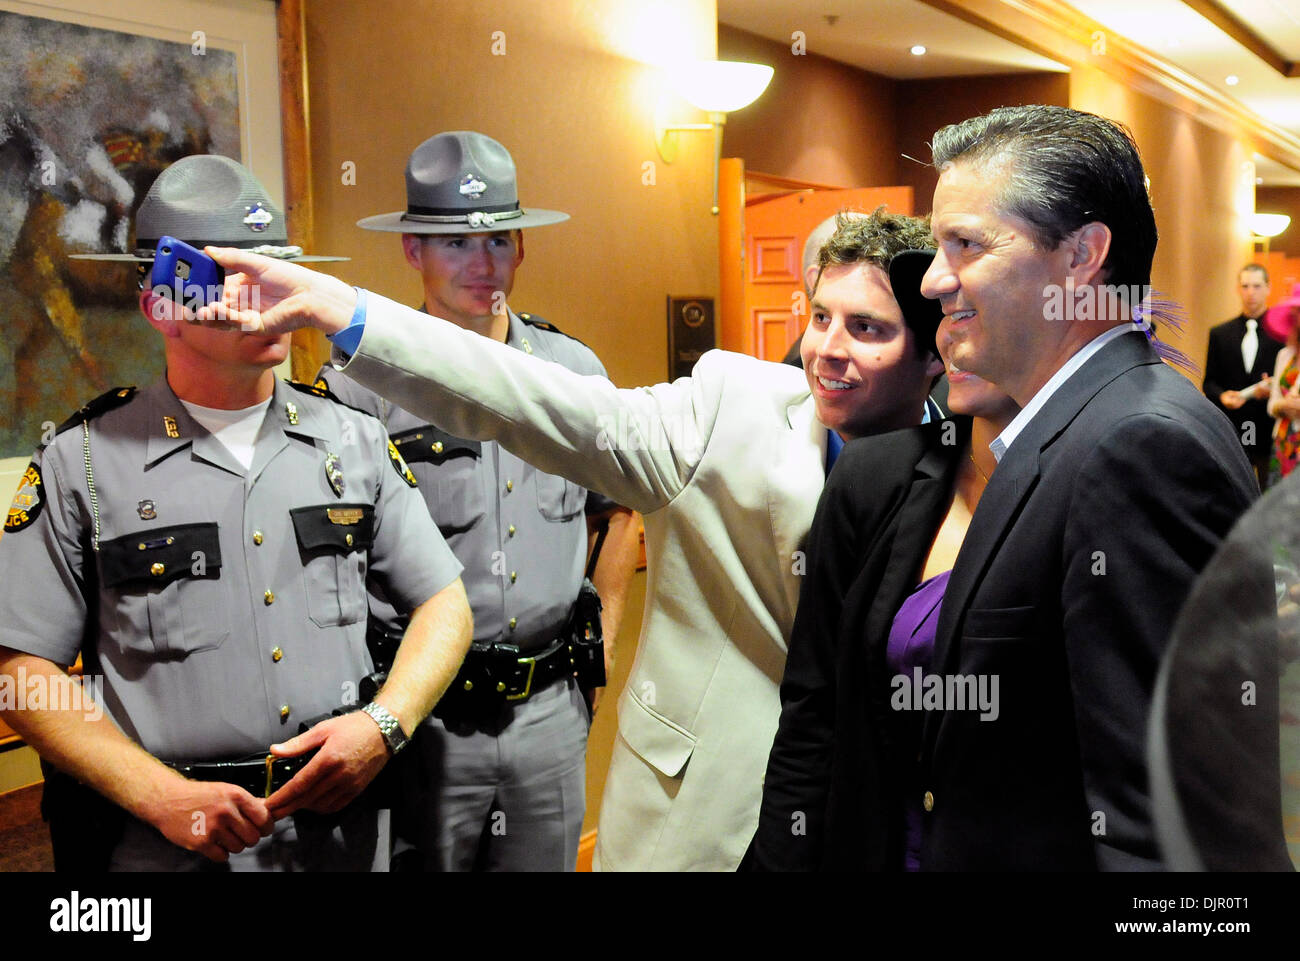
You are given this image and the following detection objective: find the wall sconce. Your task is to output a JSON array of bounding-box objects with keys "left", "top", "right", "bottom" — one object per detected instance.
[
  {"left": 1251, "top": 213, "right": 1291, "bottom": 238},
  {"left": 656, "top": 60, "right": 773, "bottom": 215}
]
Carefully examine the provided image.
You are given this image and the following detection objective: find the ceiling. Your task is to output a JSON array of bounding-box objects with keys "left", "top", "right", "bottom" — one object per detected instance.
[{"left": 718, "top": 0, "right": 1300, "bottom": 184}]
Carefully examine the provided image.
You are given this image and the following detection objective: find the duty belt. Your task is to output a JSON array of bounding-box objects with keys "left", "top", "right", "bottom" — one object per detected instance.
[
  {"left": 165, "top": 750, "right": 317, "bottom": 798},
  {"left": 437, "top": 636, "right": 575, "bottom": 716}
]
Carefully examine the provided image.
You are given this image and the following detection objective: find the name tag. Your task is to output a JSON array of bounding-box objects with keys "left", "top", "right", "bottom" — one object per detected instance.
[{"left": 327, "top": 507, "right": 364, "bottom": 525}]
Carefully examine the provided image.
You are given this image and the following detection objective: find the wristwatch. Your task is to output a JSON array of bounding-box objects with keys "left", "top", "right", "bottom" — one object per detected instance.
[{"left": 361, "top": 702, "right": 409, "bottom": 755}]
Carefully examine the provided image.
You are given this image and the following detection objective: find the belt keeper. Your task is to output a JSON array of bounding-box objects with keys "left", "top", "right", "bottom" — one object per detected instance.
[{"left": 264, "top": 754, "right": 275, "bottom": 798}]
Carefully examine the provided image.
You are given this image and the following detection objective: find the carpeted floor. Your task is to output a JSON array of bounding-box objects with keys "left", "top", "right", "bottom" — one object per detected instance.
[{"left": 0, "top": 784, "right": 53, "bottom": 872}]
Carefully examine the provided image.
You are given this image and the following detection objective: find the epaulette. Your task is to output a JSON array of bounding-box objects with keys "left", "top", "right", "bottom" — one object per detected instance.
[
  {"left": 287, "top": 378, "right": 383, "bottom": 423},
  {"left": 518, "top": 312, "right": 593, "bottom": 351},
  {"left": 290, "top": 378, "right": 339, "bottom": 403},
  {"left": 51, "top": 386, "right": 138, "bottom": 441}
]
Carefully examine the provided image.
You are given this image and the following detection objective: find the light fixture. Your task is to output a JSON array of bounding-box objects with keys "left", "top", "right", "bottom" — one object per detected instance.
[
  {"left": 910, "top": 45, "right": 927, "bottom": 56},
  {"left": 657, "top": 60, "right": 774, "bottom": 214},
  {"left": 1251, "top": 213, "right": 1291, "bottom": 237},
  {"left": 1225, "top": 74, "right": 1239, "bottom": 86}
]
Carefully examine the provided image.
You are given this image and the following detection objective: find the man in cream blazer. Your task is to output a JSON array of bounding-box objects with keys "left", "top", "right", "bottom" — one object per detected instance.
[{"left": 200, "top": 211, "right": 945, "bottom": 870}]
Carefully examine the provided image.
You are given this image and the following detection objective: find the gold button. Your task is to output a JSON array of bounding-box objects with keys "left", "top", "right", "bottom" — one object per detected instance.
[
  {"left": 279, "top": 705, "right": 291, "bottom": 720},
  {"left": 496, "top": 681, "right": 506, "bottom": 692},
  {"left": 509, "top": 617, "right": 517, "bottom": 630},
  {"left": 923, "top": 790, "right": 934, "bottom": 812},
  {"left": 271, "top": 647, "right": 283, "bottom": 663},
  {"left": 150, "top": 562, "right": 165, "bottom": 576},
  {"left": 510, "top": 571, "right": 517, "bottom": 583},
  {"left": 346, "top": 533, "right": 354, "bottom": 547},
  {"left": 137, "top": 543, "right": 146, "bottom": 551},
  {"left": 507, "top": 525, "right": 516, "bottom": 537},
  {"left": 432, "top": 441, "right": 444, "bottom": 454},
  {"left": 463, "top": 680, "right": 474, "bottom": 692},
  {"left": 264, "top": 590, "right": 275, "bottom": 605},
  {"left": 506, "top": 480, "right": 513, "bottom": 492},
  {"left": 253, "top": 531, "right": 264, "bottom": 545}
]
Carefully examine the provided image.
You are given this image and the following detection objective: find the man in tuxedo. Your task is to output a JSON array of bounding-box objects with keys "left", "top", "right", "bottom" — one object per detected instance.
[
  {"left": 918, "top": 105, "right": 1258, "bottom": 870},
  {"left": 1203, "top": 264, "right": 1280, "bottom": 486}
]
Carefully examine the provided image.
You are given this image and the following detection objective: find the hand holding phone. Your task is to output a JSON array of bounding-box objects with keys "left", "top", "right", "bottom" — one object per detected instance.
[{"left": 150, "top": 235, "right": 226, "bottom": 311}]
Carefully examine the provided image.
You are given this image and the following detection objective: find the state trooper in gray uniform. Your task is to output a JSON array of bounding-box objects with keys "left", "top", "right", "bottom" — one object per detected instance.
[
  {"left": 0, "top": 155, "right": 473, "bottom": 871},
  {"left": 318, "top": 131, "right": 638, "bottom": 871}
]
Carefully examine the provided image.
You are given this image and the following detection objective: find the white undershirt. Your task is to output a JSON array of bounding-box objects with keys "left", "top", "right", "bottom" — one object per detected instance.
[{"left": 179, "top": 398, "right": 272, "bottom": 471}]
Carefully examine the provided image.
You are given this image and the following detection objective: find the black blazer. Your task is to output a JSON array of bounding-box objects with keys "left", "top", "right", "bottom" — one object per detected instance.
[
  {"left": 920, "top": 332, "right": 1258, "bottom": 870},
  {"left": 1202, "top": 314, "right": 1282, "bottom": 467},
  {"left": 745, "top": 418, "right": 967, "bottom": 870}
]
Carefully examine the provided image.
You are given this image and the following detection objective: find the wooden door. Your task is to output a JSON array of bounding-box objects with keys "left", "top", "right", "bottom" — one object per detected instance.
[{"left": 722, "top": 179, "right": 914, "bottom": 360}]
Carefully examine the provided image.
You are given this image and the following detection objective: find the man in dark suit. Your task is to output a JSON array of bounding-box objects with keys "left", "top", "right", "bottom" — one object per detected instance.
[
  {"left": 917, "top": 105, "right": 1258, "bottom": 870},
  {"left": 1203, "top": 264, "right": 1280, "bottom": 486}
]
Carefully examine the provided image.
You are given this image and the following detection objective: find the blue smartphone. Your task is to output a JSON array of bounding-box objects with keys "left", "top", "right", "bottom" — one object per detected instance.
[{"left": 150, "top": 236, "right": 226, "bottom": 310}]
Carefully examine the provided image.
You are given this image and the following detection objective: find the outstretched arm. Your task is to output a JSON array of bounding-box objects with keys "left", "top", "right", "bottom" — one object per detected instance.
[{"left": 197, "top": 248, "right": 721, "bottom": 515}]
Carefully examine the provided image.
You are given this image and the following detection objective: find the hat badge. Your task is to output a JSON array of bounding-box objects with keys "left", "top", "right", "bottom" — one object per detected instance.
[
  {"left": 459, "top": 174, "right": 487, "bottom": 200},
  {"left": 243, "top": 202, "right": 274, "bottom": 232}
]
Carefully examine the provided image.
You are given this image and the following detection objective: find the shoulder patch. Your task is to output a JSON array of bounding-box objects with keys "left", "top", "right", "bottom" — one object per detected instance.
[
  {"left": 52, "top": 386, "right": 137, "bottom": 442},
  {"left": 5, "top": 462, "right": 45, "bottom": 533},
  {"left": 518, "top": 312, "right": 592, "bottom": 351},
  {"left": 387, "top": 440, "right": 418, "bottom": 488}
]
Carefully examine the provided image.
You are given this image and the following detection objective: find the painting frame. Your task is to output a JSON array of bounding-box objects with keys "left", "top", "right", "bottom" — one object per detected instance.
[{"left": 0, "top": 0, "right": 311, "bottom": 507}]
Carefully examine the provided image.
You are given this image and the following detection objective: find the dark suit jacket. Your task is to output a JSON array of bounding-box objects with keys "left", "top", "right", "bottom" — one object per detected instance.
[
  {"left": 745, "top": 419, "right": 966, "bottom": 870},
  {"left": 1202, "top": 314, "right": 1282, "bottom": 468},
  {"left": 920, "top": 331, "right": 1258, "bottom": 870}
]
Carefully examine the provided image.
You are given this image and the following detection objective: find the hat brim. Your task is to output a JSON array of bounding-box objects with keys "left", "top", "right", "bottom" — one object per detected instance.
[
  {"left": 888, "top": 249, "right": 943, "bottom": 353},
  {"left": 68, "top": 252, "right": 349, "bottom": 263},
  {"left": 357, "top": 208, "right": 569, "bottom": 233}
]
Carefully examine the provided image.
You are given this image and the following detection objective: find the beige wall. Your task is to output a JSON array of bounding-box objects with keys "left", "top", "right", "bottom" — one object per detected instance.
[{"left": 718, "top": 24, "right": 898, "bottom": 186}]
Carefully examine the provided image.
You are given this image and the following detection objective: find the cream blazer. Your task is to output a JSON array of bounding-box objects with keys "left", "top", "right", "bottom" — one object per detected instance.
[{"left": 338, "top": 293, "right": 825, "bottom": 871}]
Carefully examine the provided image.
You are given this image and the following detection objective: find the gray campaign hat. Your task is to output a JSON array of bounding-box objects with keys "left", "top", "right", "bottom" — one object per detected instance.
[
  {"left": 71, "top": 154, "right": 345, "bottom": 262},
  {"left": 357, "top": 130, "right": 568, "bottom": 234}
]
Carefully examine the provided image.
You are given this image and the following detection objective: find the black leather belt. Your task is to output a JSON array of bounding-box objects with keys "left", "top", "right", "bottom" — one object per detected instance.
[
  {"left": 435, "top": 637, "right": 575, "bottom": 719},
  {"left": 165, "top": 751, "right": 317, "bottom": 798}
]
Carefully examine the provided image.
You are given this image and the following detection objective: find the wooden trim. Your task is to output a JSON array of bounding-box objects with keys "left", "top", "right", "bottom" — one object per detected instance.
[
  {"left": 276, "top": 0, "right": 331, "bottom": 381},
  {"left": 576, "top": 829, "right": 597, "bottom": 871},
  {"left": 1179, "top": 0, "right": 1300, "bottom": 79},
  {"left": 743, "top": 170, "right": 847, "bottom": 192},
  {"left": 915, "top": 0, "right": 1300, "bottom": 175},
  {"left": 718, "top": 158, "right": 747, "bottom": 354}
]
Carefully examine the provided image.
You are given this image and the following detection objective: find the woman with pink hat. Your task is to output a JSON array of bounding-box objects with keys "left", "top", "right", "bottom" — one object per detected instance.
[{"left": 1265, "top": 282, "right": 1300, "bottom": 485}]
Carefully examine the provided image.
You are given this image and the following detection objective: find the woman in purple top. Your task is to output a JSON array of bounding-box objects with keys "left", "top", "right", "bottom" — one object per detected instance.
[{"left": 746, "top": 295, "right": 1019, "bottom": 871}]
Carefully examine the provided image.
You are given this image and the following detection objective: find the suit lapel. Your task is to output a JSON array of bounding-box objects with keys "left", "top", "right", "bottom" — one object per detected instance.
[
  {"left": 922, "top": 331, "right": 1161, "bottom": 751},
  {"left": 770, "top": 395, "right": 827, "bottom": 614}
]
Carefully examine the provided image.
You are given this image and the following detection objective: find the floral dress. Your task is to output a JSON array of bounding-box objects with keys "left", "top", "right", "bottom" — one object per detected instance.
[{"left": 1270, "top": 354, "right": 1300, "bottom": 485}]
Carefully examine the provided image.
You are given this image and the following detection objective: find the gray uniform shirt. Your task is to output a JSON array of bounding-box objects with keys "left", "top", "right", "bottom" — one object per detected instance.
[
  {"left": 0, "top": 377, "right": 462, "bottom": 761},
  {"left": 318, "top": 310, "right": 608, "bottom": 653}
]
